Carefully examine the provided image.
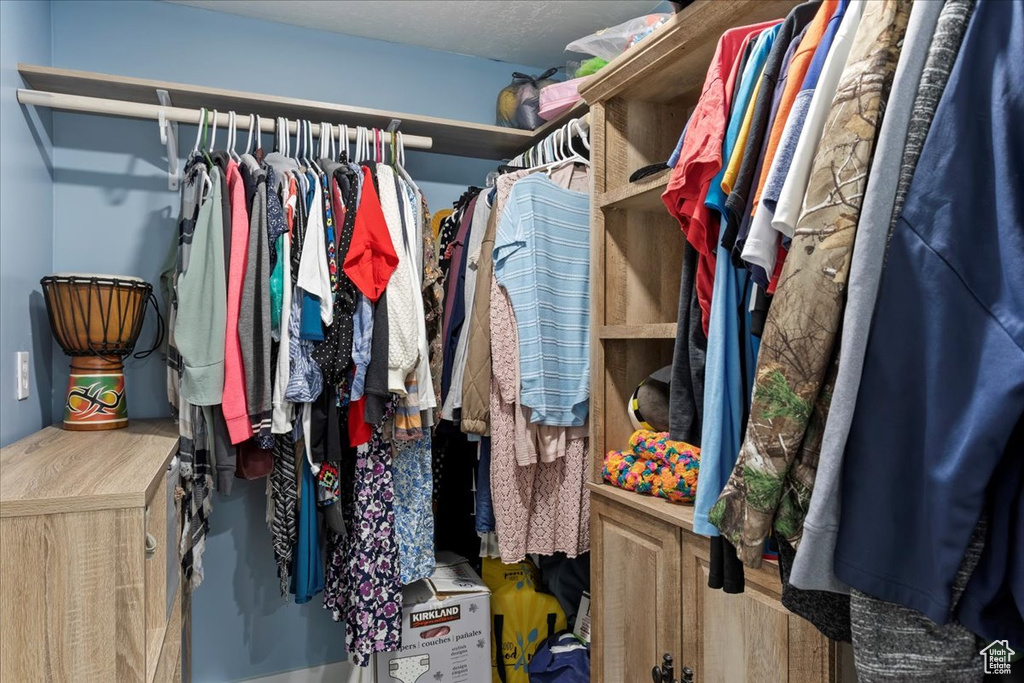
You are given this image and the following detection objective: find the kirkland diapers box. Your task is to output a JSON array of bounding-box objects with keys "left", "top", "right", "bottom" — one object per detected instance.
[{"left": 376, "top": 553, "right": 491, "bottom": 683}]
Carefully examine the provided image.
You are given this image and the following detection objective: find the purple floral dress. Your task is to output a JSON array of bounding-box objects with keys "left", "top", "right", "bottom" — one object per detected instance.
[{"left": 326, "top": 399, "right": 402, "bottom": 666}]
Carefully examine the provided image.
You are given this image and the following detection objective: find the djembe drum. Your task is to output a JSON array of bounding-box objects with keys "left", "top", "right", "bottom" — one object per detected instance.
[{"left": 41, "top": 274, "right": 154, "bottom": 431}]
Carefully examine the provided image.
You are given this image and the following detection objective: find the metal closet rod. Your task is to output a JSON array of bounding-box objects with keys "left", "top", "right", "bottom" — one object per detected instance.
[{"left": 16, "top": 89, "right": 434, "bottom": 150}]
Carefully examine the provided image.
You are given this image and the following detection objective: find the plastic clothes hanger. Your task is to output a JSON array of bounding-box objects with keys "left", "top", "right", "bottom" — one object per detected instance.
[
  {"left": 199, "top": 108, "right": 215, "bottom": 169},
  {"left": 339, "top": 124, "right": 349, "bottom": 162},
  {"left": 319, "top": 121, "right": 331, "bottom": 160},
  {"left": 572, "top": 118, "right": 591, "bottom": 151},
  {"left": 209, "top": 109, "right": 219, "bottom": 153},
  {"left": 305, "top": 120, "right": 323, "bottom": 175},
  {"left": 192, "top": 106, "right": 206, "bottom": 156},
  {"left": 228, "top": 111, "right": 242, "bottom": 162},
  {"left": 244, "top": 113, "right": 255, "bottom": 155},
  {"left": 190, "top": 107, "right": 213, "bottom": 195}
]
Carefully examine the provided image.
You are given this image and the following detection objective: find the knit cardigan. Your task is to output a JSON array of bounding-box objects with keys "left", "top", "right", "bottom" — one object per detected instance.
[{"left": 377, "top": 164, "right": 421, "bottom": 395}]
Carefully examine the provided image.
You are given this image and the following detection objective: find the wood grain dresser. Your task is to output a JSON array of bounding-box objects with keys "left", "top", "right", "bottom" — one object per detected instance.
[{"left": 0, "top": 419, "right": 187, "bottom": 682}]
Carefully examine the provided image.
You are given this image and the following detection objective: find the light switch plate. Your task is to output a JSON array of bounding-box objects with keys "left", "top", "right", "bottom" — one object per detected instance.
[{"left": 16, "top": 351, "right": 29, "bottom": 400}]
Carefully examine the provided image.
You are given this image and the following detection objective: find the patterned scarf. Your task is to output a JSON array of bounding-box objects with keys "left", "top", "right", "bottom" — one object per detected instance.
[{"left": 269, "top": 432, "right": 299, "bottom": 596}]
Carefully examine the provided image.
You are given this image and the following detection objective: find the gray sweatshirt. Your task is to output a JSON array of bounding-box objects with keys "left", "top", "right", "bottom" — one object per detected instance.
[{"left": 239, "top": 155, "right": 273, "bottom": 444}]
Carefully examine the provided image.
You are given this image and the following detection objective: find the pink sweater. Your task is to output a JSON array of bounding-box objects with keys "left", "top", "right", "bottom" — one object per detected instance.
[{"left": 223, "top": 161, "right": 253, "bottom": 443}]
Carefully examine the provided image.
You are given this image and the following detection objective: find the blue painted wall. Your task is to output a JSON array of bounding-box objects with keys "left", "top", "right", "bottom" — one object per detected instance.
[
  {"left": 43, "top": 1, "right": 531, "bottom": 680},
  {"left": 0, "top": 1, "right": 54, "bottom": 447}
]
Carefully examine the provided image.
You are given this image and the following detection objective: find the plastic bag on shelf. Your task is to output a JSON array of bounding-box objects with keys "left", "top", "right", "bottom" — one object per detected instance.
[
  {"left": 564, "top": 14, "right": 670, "bottom": 61},
  {"left": 496, "top": 68, "right": 559, "bottom": 130}
]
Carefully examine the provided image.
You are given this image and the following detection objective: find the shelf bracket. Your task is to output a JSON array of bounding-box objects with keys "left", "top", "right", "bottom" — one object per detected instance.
[
  {"left": 155, "top": 89, "right": 178, "bottom": 191},
  {"left": 386, "top": 118, "right": 401, "bottom": 133}
]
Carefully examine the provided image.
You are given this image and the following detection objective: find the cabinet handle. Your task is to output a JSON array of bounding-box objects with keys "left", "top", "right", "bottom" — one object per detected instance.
[{"left": 145, "top": 531, "right": 158, "bottom": 557}]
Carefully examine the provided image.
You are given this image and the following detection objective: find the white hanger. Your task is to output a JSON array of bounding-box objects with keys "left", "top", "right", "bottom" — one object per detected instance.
[
  {"left": 577, "top": 119, "right": 593, "bottom": 152},
  {"left": 563, "top": 120, "right": 580, "bottom": 159},
  {"left": 398, "top": 131, "right": 406, "bottom": 167},
  {"left": 306, "top": 121, "right": 323, "bottom": 175},
  {"left": 339, "top": 124, "right": 349, "bottom": 161},
  {"left": 209, "top": 110, "right": 219, "bottom": 151},
  {"left": 358, "top": 126, "right": 368, "bottom": 162},
  {"left": 226, "top": 111, "right": 233, "bottom": 156},
  {"left": 229, "top": 112, "right": 242, "bottom": 161},
  {"left": 562, "top": 121, "right": 575, "bottom": 158},
  {"left": 244, "top": 113, "right": 255, "bottom": 155},
  {"left": 192, "top": 106, "right": 207, "bottom": 155}
]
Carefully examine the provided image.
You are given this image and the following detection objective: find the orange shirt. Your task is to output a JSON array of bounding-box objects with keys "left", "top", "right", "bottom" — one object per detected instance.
[{"left": 752, "top": 0, "right": 838, "bottom": 209}]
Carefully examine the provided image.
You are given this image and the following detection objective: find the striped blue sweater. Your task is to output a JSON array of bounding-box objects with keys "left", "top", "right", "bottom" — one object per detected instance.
[{"left": 493, "top": 174, "right": 590, "bottom": 426}]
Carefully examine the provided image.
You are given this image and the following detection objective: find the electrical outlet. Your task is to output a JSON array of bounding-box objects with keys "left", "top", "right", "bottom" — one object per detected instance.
[{"left": 16, "top": 351, "right": 29, "bottom": 400}]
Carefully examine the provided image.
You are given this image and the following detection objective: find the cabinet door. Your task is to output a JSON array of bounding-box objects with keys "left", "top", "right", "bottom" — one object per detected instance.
[
  {"left": 591, "top": 496, "right": 683, "bottom": 683},
  {"left": 681, "top": 531, "right": 835, "bottom": 683}
]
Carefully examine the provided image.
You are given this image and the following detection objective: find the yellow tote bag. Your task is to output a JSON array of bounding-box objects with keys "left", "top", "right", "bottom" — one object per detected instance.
[{"left": 482, "top": 558, "right": 567, "bottom": 683}]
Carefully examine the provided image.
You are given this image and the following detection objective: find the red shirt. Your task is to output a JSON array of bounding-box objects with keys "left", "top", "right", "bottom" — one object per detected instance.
[
  {"left": 662, "top": 19, "right": 782, "bottom": 334},
  {"left": 343, "top": 166, "right": 398, "bottom": 303}
]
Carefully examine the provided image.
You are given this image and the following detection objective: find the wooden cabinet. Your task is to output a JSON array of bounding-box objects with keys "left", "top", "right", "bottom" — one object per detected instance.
[
  {"left": 681, "top": 532, "right": 836, "bottom": 683},
  {"left": 0, "top": 420, "right": 187, "bottom": 682},
  {"left": 580, "top": 2, "right": 850, "bottom": 682},
  {"left": 591, "top": 495, "right": 683, "bottom": 682}
]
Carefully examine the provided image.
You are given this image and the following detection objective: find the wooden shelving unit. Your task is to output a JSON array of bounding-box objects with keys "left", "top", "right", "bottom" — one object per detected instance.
[
  {"left": 597, "top": 167, "right": 671, "bottom": 210},
  {"left": 598, "top": 323, "right": 677, "bottom": 339},
  {"left": 589, "top": 482, "right": 695, "bottom": 530},
  {"left": 18, "top": 64, "right": 588, "bottom": 160},
  {"left": 583, "top": 2, "right": 847, "bottom": 682}
]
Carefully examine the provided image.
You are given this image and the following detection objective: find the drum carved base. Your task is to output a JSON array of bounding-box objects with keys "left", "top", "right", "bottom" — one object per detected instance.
[{"left": 63, "top": 357, "right": 128, "bottom": 431}]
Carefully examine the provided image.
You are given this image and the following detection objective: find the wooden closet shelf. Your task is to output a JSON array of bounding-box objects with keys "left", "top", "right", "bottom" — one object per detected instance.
[
  {"left": 588, "top": 482, "right": 695, "bottom": 531},
  {"left": 579, "top": 0, "right": 799, "bottom": 105},
  {"left": 18, "top": 64, "right": 587, "bottom": 160},
  {"left": 598, "top": 323, "right": 677, "bottom": 339},
  {"left": 599, "top": 168, "right": 671, "bottom": 210}
]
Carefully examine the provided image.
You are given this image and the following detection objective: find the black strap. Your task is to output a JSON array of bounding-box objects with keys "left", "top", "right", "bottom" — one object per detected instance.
[
  {"left": 133, "top": 291, "right": 166, "bottom": 360},
  {"left": 494, "top": 614, "right": 507, "bottom": 683},
  {"left": 511, "top": 68, "right": 558, "bottom": 84}
]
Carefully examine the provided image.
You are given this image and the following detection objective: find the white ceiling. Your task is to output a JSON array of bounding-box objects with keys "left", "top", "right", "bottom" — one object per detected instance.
[{"left": 167, "top": 0, "right": 663, "bottom": 68}]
